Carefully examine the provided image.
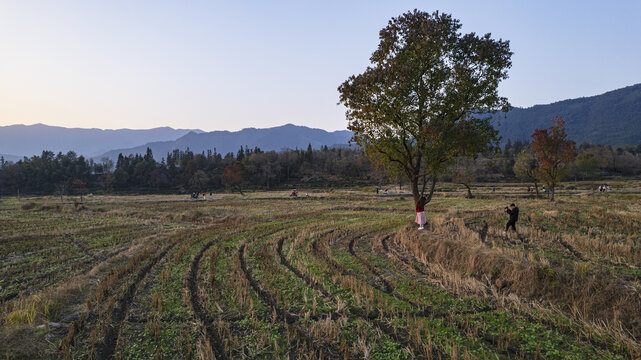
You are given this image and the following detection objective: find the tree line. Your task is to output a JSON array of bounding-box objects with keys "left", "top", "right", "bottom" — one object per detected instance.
[
  {"left": 2, "top": 133, "right": 641, "bottom": 197},
  {"left": 0, "top": 145, "right": 378, "bottom": 196}
]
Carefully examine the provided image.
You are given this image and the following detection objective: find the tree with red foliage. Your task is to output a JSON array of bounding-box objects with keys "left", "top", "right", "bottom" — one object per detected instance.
[
  {"left": 71, "top": 178, "right": 88, "bottom": 203},
  {"left": 222, "top": 162, "right": 246, "bottom": 195},
  {"left": 531, "top": 117, "right": 576, "bottom": 201}
]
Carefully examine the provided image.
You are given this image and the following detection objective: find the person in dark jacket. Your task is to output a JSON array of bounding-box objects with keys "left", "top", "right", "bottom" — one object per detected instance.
[{"left": 504, "top": 203, "right": 519, "bottom": 236}]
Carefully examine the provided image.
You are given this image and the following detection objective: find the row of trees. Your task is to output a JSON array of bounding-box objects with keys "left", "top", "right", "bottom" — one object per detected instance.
[
  {"left": 0, "top": 145, "right": 378, "bottom": 196},
  {"left": 1, "top": 130, "right": 640, "bottom": 200},
  {"left": 2, "top": 129, "right": 640, "bottom": 198}
]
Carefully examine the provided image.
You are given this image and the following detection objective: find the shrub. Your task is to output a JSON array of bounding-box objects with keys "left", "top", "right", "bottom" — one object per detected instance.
[{"left": 21, "top": 202, "right": 37, "bottom": 210}]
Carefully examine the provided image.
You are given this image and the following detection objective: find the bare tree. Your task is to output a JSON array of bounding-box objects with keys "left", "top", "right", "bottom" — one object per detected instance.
[{"left": 451, "top": 157, "right": 479, "bottom": 198}]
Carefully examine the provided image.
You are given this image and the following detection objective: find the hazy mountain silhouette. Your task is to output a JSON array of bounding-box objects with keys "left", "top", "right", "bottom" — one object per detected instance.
[
  {"left": 0, "top": 124, "right": 201, "bottom": 158},
  {"left": 0, "top": 153, "right": 21, "bottom": 163},
  {"left": 98, "top": 124, "right": 353, "bottom": 160},
  {"left": 3, "top": 83, "right": 640, "bottom": 162},
  {"left": 493, "top": 83, "right": 641, "bottom": 146}
]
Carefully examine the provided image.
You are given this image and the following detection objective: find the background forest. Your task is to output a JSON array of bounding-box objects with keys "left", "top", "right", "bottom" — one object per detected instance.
[{"left": 2, "top": 139, "right": 641, "bottom": 196}]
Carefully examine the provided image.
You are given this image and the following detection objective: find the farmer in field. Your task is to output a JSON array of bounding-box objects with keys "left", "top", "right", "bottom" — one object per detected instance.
[
  {"left": 415, "top": 195, "right": 427, "bottom": 230},
  {"left": 504, "top": 203, "right": 519, "bottom": 236}
]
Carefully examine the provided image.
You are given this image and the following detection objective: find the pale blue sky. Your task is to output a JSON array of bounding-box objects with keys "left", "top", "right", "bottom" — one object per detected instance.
[{"left": 1, "top": 1, "right": 639, "bottom": 131}]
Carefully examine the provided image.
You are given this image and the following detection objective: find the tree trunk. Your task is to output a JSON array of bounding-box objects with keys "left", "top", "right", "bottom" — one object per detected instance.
[
  {"left": 534, "top": 182, "right": 539, "bottom": 197},
  {"left": 412, "top": 176, "right": 437, "bottom": 205},
  {"left": 411, "top": 178, "right": 420, "bottom": 204},
  {"left": 550, "top": 184, "right": 555, "bottom": 201},
  {"left": 464, "top": 184, "right": 474, "bottom": 198}
]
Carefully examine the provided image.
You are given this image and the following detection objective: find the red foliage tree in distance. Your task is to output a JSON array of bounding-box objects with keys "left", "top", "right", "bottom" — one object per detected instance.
[
  {"left": 222, "top": 162, "right": 246, "bottom": 195},
  {"left": 531, "top": 117, "right": 577, "bottom": 201}
]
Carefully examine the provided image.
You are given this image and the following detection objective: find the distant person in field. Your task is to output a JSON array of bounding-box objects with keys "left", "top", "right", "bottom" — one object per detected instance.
[
  {"left": 504, "top": 203, "right": 519, "bottom": 236},
  {"left": 210, "top": 192, "right": 213, "bottom": 200},
  {"left": 415, "top": 195, "right": 427, "bottom": 230}
]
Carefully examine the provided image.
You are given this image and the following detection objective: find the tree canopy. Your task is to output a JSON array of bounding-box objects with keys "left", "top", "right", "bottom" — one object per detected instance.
[
  {"left": 531, "top": 117, "right": 577, "bottom": 201},
  {"left": 338, "top": 10, "right": 512, "bottom": 204}
]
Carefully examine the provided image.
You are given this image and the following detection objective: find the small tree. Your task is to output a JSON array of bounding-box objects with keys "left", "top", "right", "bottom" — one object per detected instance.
[
  {"left": 513, "top": 150, "right": 539, "bottom": 196},
  {"left": 71, "top": 178, "right": 88, "bottom": 203},
  {"left": 55, "top": 181, "right": 67, "bottom": 203},
  {"left": 575, "top": 152, "right": 598, "bottom": 180},
  {"left": 338, "top": 10, "right": 512, "bottom": 206},
  {"left": 531, "top": 117, "right": 576, "bottom": 201},
  {"left": 451, "top": 157, "right": 478, "bottom": 198},
  {"left": 188, "top": 170, "right": 209, "bottom": 192},
  {"left": 222, "top": 162, "right": 246, "bottom": 195}
]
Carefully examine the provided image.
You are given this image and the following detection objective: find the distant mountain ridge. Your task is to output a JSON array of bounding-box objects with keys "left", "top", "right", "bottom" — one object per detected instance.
[
  {"left": 493, "top": 83, "right": 641, "bottom": 146},
  {"left": 0, "top": 153, "right": 21, "bottom": 163},
  {"left": 98, "top": 124, "right": 353, "bottom": 160},
  {"left": 0, "top": 124, "right": 201, "bottom": 159},
  {"left": 2, "top": 83, "right": 640, "bottom": 162}
]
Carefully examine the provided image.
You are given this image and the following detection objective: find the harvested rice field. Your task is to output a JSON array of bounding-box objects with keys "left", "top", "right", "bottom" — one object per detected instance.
[{"left": 1, "top": 186, "right": 640, "bottom": 359}]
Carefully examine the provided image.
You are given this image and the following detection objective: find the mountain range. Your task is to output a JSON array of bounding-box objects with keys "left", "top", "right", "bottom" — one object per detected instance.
[
  {"left": 98, "top": 124, "right": 353, "bottom": 160},
  {"left": 0, "top": 124, "right": 200, "bottom": 160},
  {"left": 493, "top": 83, "right": 641, "bottom": 146},
  {"left": 1, "top": 83, "right": 640, "bottom": 162}
]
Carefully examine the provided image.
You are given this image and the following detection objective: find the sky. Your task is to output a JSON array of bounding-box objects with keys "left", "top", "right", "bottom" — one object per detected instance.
[{"left": 1, "top": 1, "right": 640, "bottom": 132}]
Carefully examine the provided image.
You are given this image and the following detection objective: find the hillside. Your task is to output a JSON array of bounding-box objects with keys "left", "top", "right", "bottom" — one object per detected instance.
[
  {"left": 494, "top": 83, "right": 641, "bottom": 146},
  {"left": 98, "top": 124, "right": 353, "bottom": 160},
  {"left": 0, "top": 124, "right": 200, "bottom": 159}
]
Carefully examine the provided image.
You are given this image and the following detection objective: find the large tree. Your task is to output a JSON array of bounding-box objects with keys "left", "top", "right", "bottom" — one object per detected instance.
[
  {"left": 531, "top": 117, "right": 577, "bottom": 201},
  {"left": 338, "top": 10, "right": 512, "bottom": 204}
]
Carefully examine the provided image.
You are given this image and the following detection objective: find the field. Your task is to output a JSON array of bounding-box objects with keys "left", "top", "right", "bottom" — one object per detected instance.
[{"left": 1, "top": 184, "right": 640, "bottom": 359}]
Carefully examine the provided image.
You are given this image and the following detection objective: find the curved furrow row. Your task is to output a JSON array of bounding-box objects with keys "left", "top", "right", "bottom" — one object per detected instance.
[
  {"left": 278, "top": 234, "right": 439, "bottom": 359},
  {"left": 187, "top": 239, "right": 228, "bottom": 360},
  {"left": 57, "top": 225, "right": 211, "bottom": 359},
  {"left": 383, "top": 227, "right": 637, "bottom": 358},
  {"left": 315, "top": 230, "right": 442, "bottom": 317},
  {"left": 238, "top": 241, "right": 339, "bottom": 359},
  {"left": 95, "top": 242, "right": 178, "bottom": 359},
  {"left": 321, "top": 229, "right": 528, "bottom": 357}
]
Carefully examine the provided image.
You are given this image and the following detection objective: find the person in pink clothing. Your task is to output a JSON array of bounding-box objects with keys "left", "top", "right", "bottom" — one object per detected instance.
[{"left": 415, "top": 195, "right": 427, "bottom": 230}]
